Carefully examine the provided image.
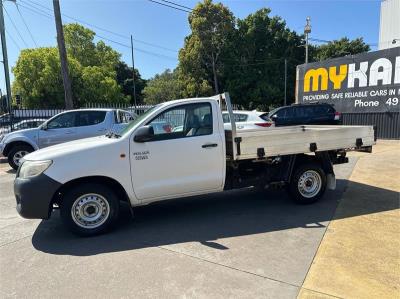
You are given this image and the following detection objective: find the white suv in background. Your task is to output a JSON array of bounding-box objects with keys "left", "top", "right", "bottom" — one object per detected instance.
[
  {"left": 0, "top": 108, "right": 133, "bottom": 169},
  {"left": 222, "top": 110, "right": 273, "bottom": 130}
]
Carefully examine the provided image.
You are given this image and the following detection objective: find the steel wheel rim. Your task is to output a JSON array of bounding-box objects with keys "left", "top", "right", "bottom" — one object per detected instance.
[
  {"left": 13, "top": 150, "right": 29, "bottom": 166},
  {"left": 297, "top": 170, "right": 322, "bottom": 198},
  {"left": 71, "top": 193, "right": 110, "bottom": 229}
]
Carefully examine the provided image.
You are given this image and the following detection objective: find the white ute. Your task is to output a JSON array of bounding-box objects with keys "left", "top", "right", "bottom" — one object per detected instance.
[{"left": 14, "top": 93, "right": 375, "bottom": 236}]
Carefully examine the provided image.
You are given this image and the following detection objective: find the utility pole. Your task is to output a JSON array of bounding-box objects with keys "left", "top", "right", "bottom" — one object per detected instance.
[
  {"left": 0, "top": 1, "right": 12, "bottom": 115},
  {"left": 212, "top": 53, "right": 219, "bottom": 94},
  {"left": 130, "top": 35, "right": 137, "bottom": 108},
  {"left": 284, "top": 58, "right": 287, "bottom": 106},
  {"left": 53, "top": 0, "right": 73, "bottom": 109},
  {"left": 304, "top": 16, "right": 311, "bottom": 64}
]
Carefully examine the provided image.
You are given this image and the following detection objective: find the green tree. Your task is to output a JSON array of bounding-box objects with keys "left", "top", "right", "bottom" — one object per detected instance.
[
  {"left": 143, "top": 69, "right": 182, "bottom": 104},
  {"left": 179, "top": 0, "right": 235, "bottom": 96},
  {"left": 12, "top": 47, "right": 81, "bottom": 108},
  {"left": 115, "top": 61, "right": 147, "bottom": 104},
  {"left": 78, "top": 66, "right": 125, "bottom": 104},
  {"left": 313, "top": 37, "right": 370, "bottom": 61},
  {"left": 12, "top": 23, "right": 136, "bottom": 108},
  {"left": 224, "top": 9, "right": 304, "bottom": 109}
]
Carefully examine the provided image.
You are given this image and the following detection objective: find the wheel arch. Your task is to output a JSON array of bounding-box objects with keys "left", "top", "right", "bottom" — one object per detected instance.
[
  {"left": 286, "top": 152, "right": 333, "bottom": 183},
  {"left": 52, "top": 176, "right": 130, "bottom": 206},
  {"left": 3, "top": 140, "right": 36, "bottom": 156}
]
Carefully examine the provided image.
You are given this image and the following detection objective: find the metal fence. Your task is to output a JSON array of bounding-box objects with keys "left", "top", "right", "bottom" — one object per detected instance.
[
  {"left": 84, "top": 103, "right": 153, "bottom": 115},
  {"left": 342, "top": 112, "right": 399, "bottom": 140},
  {"left": 0, "top": 108, "right": 65, "bottom": 135}
]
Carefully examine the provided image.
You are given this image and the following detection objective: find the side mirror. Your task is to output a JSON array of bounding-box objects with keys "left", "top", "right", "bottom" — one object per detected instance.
[
  {"left": 271, "top": 114, "right": 278, "bottom": 120},
  {"left": 134, "top": 125, "right": 154, "bottom": 142},
  {"left": 41, "top": 123, "right": 48, "bottom": 130}
]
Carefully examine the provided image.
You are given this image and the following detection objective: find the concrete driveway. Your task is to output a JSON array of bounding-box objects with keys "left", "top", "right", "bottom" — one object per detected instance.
[{"left": 0, "top": 156, "right": 364, "bottom": 298}]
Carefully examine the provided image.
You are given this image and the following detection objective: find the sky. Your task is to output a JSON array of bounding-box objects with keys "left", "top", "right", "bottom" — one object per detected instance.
[{"left": 1, "top": 0, "right": 381, "bottom": 95}]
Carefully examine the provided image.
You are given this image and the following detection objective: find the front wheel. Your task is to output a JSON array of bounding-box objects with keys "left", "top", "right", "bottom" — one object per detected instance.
[
  {"left": 8, "top": 144, "right": 33, "bottom": 170},
  {"left": 288, "top": 162, "right": 327, "bottom": 204},
  {"left": 60, "top": 183, "right": 120, "bottom": 236}
]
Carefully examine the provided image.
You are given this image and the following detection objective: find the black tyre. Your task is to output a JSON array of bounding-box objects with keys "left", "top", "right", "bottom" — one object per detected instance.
[
  {"left": 8, "top": 144, "right": 33, "bottom": 170},
  {"left": 288, "top": 162, "right": 327, "bottom": 204},
  {"left": 60, "top": 183, "right": 120, "bottom": 236}
]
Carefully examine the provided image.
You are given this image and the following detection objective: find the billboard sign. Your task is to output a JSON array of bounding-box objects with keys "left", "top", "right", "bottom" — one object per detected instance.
[{"left": 296, "top": 47, "right": 400, "bottom": 113}]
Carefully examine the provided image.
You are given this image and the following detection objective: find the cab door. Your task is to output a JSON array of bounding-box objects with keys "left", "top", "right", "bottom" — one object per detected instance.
[
  {"left": 38, "top": 111, "right": 78, "bottom": 148},
  {"left": 130, "top": 101, "right": 225, "bottom": 200}
]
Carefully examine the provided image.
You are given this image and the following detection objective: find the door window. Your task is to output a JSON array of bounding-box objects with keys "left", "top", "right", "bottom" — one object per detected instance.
[
  {"left": 47, "top": 112, "right": 77, "bottom": 129},
  {"left": 147, "top": 103, "right": 212, "bottom": 140},
  {"left": 294, "top": 107, "right": 308, "bottom": 118},
  {"left": 77, "top": 111, "right": 106, "bottom": 127},
  {"left": 275, "top": 108, "right": 287, "bottom": 118}
]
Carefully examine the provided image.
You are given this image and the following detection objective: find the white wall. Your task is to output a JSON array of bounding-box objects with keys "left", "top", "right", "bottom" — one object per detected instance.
[{"left": 379, "top": 0, "right": 400, "bottom": 49}]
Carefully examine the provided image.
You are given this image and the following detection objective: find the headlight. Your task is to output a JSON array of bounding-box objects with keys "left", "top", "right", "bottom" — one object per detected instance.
[{"left": 19, "top": 160, "right": 52, "bottom": 179}]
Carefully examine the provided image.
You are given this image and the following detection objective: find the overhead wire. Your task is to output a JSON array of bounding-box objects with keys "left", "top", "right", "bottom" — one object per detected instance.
[
  {"left": 3, "top": 6, "right": 29, "bottom": 48},
  {"left": 17, "top": 2, "right": 178, "bottom": 61},
  {"left": 23, "top": 0, "right": 179, "bottom": 52},
  {"left": 17, "top": 2, "right": 54, "bottom": 20},
  {"left": 5, "top": 29, "right": 21, "bottom": 51},
  {"left": 159, "top": 0, "right": 193, "bottom": 11},
  {"left": 147, "top": 0, "right": 191, "bottom": 13},
  {"left": 15, "top": 3, "right": 38, "bottom": 47}
]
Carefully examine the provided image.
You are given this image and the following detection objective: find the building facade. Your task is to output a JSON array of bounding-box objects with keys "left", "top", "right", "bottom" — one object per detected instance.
[
  {"left": 379, "top": 0, "right": 400, "bottom": 49},
  {"left": 296, "top": 47, "right": 400, "bottom": 139}
]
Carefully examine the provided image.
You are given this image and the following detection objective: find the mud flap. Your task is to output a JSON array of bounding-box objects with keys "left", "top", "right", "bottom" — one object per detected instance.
[{"left": 327, "top": 173, "right": 336, "bottom": 190}]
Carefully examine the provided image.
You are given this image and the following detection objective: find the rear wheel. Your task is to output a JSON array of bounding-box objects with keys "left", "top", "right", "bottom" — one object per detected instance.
[
  {"left": 289, "top": 162, "right": 326, "bottom": 204},
  {"left": 8, "top": 144, "right": 33, "bottom": 170},
  {"left": 60, "top": 183, "right": 119, "bottom": 236}
]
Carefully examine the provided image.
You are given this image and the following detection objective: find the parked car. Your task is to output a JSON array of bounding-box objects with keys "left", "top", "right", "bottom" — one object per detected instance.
[
  {"left": 0, "top": 108, "right": 133, "bottom": 170},
  {"left": 268, "top": 103, "right": 341, "bottom": 127},
  {"left": 0, "top": 119, "right": 46, "bottom": 135},
  {"left": 13, "top": 93, "right": 374, "bottom": 236},
  {"left": 222, "top": 110, "right": 273, "bottom": 130}
]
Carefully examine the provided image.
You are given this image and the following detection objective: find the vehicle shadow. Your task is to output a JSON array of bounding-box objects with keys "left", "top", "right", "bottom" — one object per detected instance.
[{"left": 31, "top": 179, "right": 399, "bottom": 256}]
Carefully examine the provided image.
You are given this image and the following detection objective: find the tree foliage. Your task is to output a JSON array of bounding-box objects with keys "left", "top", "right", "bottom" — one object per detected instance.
[
  {"left": 115, "top": 61, "right": 147, "bottom": 104},
  {"left": 224, "top": 8, "right": 305, "bottom": 109},
  {"left": 143, "top": 69, "right": 183, "bottom": 104},
  {"left": 176, "top": 1, "right": 370, "bottom": 110},
  {"left": 313, "top": 37, "right": 370, "bottom": 61},
  {"left": 12, "top": 23, "right": 143, "bottom": 108},
  {"left": 178, "top": 3, "right": 305, "bottom": 109},
  {"left": 179, "top": 0, "right": 235, "bottom": 96}
]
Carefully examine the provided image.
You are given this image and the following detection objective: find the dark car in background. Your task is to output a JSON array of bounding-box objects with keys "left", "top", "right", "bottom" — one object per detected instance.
[{"left": 268, "top": 103, "right": 341, "bottom": 127}]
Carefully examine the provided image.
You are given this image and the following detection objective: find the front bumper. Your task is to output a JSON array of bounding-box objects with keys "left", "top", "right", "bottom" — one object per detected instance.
[{"left": 14, "top": 173, "right": 62, "bottom": 219}]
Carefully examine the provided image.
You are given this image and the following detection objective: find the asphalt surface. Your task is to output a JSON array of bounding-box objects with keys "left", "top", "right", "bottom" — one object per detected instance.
[{"left": 0, "top": 157, "right": 357, "bottom": 298}]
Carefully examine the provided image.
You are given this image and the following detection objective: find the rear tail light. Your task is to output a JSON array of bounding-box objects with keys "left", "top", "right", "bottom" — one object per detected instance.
[
  {"left": 334, "top": 112, "right": 341, "bottom": 120},
  {"left": 255, "top": 122, "right": 272, "bottom": 127}
]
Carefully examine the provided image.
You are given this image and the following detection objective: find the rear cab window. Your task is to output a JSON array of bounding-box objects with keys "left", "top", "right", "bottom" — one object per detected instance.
[{"left": 77, "top": 111, "right": 107, "bottom": 127}]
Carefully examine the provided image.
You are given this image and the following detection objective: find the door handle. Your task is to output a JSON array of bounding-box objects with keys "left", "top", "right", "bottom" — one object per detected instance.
[
  {"left": 65, "top": 130, "right": 74, "bottom": 134},
  {"left": 202, "top": 143, "right": 218, "bottom": 148}
]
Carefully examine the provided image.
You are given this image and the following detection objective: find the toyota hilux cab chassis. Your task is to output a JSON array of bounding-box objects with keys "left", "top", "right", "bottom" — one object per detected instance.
[{"left": 14, "top": 93, "right": 375, "bottom": 236}]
